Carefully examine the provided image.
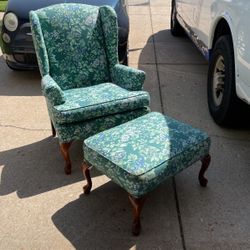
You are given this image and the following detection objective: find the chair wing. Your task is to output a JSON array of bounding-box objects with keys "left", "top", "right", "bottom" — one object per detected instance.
[
  {"left": 29, "top": 11, "right": 50, "bottom": 76},
  {"left": 30, "top": 4, "right": 118, "bottom": 90},
  {"left": 99, "top": 5, "right": 119, "bottom": 69}
]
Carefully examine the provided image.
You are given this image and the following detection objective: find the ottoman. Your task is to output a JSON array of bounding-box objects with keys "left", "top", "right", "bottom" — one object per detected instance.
[{"left": 81, "top": 112, "right": 211, "bottom": 235}]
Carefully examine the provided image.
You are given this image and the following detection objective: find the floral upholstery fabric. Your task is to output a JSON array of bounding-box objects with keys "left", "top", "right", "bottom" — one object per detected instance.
[
  {"left": 41, "top": 75, "right": 65, "bottom": 106},
  {"left": 99, "top": 6, "right": 118, "bottom": 70},
  {"left": 30, "top": 4, "right": 112, "bottom": 90},
  {"left": 56, "top": 108, "right": 149, "bottom": 142},
  {"left": 112, "top": 64, "right": 146, "bottom": 91},
  {"left": 29, "top": 11, "right": 50, "bottom": 76},
  {"left": 52, "top": 83, "right": 150, "bottom": 125},
  {"left": 30, "top": 3, "right": 150, "bottom": 143},
  {"left": 84, "top": 112, "right": 210, "bottom": 198}
]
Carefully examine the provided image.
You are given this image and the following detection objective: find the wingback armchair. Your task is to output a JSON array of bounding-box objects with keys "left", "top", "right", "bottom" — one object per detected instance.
[{"left": 29, "top": 4, "right": 150, "bottom": 174}]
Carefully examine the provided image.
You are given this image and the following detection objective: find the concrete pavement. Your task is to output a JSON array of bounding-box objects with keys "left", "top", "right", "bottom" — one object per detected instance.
[{"left": 1, "top": 1, "right": 250, "bottom": 249}]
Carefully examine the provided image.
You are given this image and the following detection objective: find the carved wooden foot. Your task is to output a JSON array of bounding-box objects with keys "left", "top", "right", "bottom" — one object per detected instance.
[
  {"left": 60, "top": 142, "right": 72, "bottom": 175},
  {"left": 51, "top": 120, "right": 56, "bottom": 137},
  {"left": 199, "top": 154, "right": 211, "bottom": 187},
  {"left": 128, "top": 195, "right": 146, "bottom": 236},
  {"left": 81, "top": 161, "right": 92, "bottom": 195}
]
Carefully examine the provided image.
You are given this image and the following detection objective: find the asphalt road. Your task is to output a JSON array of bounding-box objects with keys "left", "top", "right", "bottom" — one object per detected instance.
[{"left": 1, "top": 1, "right": 250, "bottom": 249}]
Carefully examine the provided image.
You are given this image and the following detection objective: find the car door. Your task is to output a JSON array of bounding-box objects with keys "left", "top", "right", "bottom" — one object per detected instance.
[
  {"left": 176, "top": 0, "right": 194, "bottom": 27},
  {"left": 236, "top": 1, "right": 250, "bottom": 103},
  {"left": 192, "top": 0, "right": 212, "bottom": 48}
]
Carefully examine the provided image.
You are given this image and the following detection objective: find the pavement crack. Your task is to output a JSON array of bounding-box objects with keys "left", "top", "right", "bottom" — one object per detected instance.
[
  {"left": 149, "top": 2, "right": 186, "bottom": 249},
  {"left": 145, "top": 62, "right": 207, "bottom": 65},
  {"left": 132, "top": 62, "right": 208, "bottom": 66},
  {"left": 0, "top": 123, "right": 50, "bottom": 132},
  {"left": 129, "top": 47, "right": 143, "bottom": 52},
  {"left": 172, "top": 177, "right": 187, "bottom": 250},
  {"left": 148, "top": 0, "right": 164, "bottom": 114}
]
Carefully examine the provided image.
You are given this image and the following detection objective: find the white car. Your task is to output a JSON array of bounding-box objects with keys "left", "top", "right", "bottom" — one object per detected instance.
[{"left": 171, "top": 0, "right": 250, "bottom": 125}]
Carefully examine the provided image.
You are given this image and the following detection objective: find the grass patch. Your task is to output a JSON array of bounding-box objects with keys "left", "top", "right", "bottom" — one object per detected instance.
[{"left": 0, "top": 1, "right": 7, "bottom": 12}]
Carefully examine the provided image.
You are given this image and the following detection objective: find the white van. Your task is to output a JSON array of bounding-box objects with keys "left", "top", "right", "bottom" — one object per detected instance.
[{"left": 171, "top": 0, "right": 250, "bottom": 125}]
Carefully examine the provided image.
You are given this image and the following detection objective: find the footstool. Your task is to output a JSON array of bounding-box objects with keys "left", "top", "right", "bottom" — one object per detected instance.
[{"left": 81, "top": 112, "right": 211, "bottom": 235}]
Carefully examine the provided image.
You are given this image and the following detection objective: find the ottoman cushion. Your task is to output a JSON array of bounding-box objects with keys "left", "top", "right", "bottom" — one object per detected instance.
[{"left": 84, "top": 112, "right": 210, "bottom": 197}]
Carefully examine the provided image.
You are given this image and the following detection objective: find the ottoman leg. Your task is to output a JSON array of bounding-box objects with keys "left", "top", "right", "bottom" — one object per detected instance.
[
  {"left": 199, "top": 154, "right": 211, "bottom": 187},
  {"left": 81, "top": 161, "right": 92, "bottom": 195},
  {"left": 60, "top": 142, "right": 72, "bottom": 175},
  {"left": 128, "top": 195, "right": 146, "bottom": 236}
]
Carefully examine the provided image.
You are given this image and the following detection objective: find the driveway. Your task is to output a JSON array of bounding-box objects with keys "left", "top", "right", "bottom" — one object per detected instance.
[{"left": 1, "top": 1, "right": 250, "bottom": 249}]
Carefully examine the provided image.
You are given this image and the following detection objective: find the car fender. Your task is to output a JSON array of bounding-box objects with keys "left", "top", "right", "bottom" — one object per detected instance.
[
  {"left": 208, "top": 11, "right": 249, "bottom": 102},
  {"left": 208, "top": 11, "right": 235, "bottom": 51}
]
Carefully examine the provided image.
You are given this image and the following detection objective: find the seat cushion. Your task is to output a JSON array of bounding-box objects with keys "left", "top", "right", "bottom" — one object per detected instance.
[
  {"left": 55, "top": 107, "right": 150, "bottom": 143},
  {"left": 53, "top": 83, "right": 150, "bottom": 125},
  {"left": 84, "top": 112, "right": 210, "bottom": 197}
]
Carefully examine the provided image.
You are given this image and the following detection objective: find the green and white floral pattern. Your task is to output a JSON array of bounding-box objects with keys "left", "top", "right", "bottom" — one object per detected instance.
[
  {"left": 56, "top": 108, "right": 150, "bottom": 142},
  {"left": 99, "top": 6, "right": 119, "bottom": 69},
  {"left": 31, "top": 4, "right": 111, "bottom": 89},
  {"left": 84, "top": 112, "right": 210, "bottom": 197},
  {"left": 30, "top": 4, "right": 150, "bottom": 143},
  {"left": 112, "top": 64, "right": 146, "bottom": 91},
  {"left": 41, "top": 75, "right": 65, "bottom": 106},
  {"left": 53, "top": 83, "right": 150, "bottom": 124}
]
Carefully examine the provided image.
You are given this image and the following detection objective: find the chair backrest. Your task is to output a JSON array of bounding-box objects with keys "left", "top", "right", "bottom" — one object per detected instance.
[{"left": 30, "top": 4, "right": 118, "bottom": 90}]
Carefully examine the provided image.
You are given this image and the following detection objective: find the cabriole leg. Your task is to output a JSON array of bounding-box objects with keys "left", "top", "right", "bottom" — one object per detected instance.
[
  {"left": 81, "top": 161, "right": 92, "bottom": 195},
  {"left": 60, "top": 142, "right": 72, "bottom": 175},
  {"left": 128, "top": 195, "right": 146, "bottom": 236},
  {"left": 199, "top": 154, "right": 211, "bottom": 187}
]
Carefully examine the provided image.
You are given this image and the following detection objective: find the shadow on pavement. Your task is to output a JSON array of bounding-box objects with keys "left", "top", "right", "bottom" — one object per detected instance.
[
  {"left": 52, "top": 181, "right": 178, "bottom": 250},
  {"left": 52, "top": 184, "right": 134, "bottom": 250},
  {"left": 0, "top": 55, "right": 41, "bottom": 96},
  {"left": 152, "top": 29, "right": 189, "bottom": 43},
  {"left": 137, "top": 29, "right": 250, "bottom": 129},
  {"left": 0, "top": 138, "right": 102, "bottom": 198}
]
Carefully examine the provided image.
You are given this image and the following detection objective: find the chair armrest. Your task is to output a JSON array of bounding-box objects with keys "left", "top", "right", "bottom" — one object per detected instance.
[
  {"left": 41, "top": 75, "right": 65, "bottom": 106},
  {"left": 112, "top": 64, "right": 146, "bottom": 91}
]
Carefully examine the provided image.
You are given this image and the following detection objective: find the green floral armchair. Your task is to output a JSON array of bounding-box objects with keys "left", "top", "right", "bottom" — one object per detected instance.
[{"left": 29, "top": 3, "right": 150, "bottom": 174}]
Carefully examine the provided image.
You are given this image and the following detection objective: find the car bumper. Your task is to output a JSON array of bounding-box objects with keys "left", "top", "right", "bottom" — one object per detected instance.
[
  {"left": 3, "top": 42, "right": 128, "bottom": 70},
  {"left": 3, "top": 49, "right": 38, "bottom": 70}
]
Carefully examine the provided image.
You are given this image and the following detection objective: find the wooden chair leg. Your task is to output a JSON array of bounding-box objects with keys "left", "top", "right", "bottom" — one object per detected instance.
[
  {"left": 128, "top": 195, "right": 146, "bottom": 236},
  {"left": 51, "top": 120, "right": 56, "bottom": 137},
  {"left": 60, "top": 142, "right": 72, "bottom": 175},
  {"left": 81, "top": 161, "right": 92, "bottom": 195},
  {"left": 199, "top": 154, "right": 211, "bottom": 187}
]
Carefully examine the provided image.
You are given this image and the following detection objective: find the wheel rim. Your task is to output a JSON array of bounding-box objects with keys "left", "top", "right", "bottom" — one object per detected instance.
[{"left": 212, "top": 55, "right": 225, "bottom": 106}]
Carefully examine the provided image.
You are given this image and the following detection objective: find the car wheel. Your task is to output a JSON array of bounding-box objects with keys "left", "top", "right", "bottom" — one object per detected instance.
[
  {"left": 170, "top": 0, "right": 184, "bottom": 36},
  {"left": 122, "top": 54, "right": 128, "bottom": 66},
  {"left": 119, "top": 42, "right": 128, "bottom": 66},
  {"left": 207, "top": 35, "right": 249, "bottom": 126}
]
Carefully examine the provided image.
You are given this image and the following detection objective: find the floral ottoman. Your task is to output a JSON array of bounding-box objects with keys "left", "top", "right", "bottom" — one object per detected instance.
[{"left": 81, "top": 112, "right": 211, "bottom": 235}]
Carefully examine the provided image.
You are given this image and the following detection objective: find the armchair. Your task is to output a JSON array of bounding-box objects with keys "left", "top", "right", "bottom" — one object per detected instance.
[{"left": 30, "top": 4, "right": 150, "bottom": 174}]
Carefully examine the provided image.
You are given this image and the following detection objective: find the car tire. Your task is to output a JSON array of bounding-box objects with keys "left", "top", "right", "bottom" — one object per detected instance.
[
  {"left": 6, "top": 61, "right": 23, "bottom": 71},
  {"left": 122, "top": 53, "right": 128, "bottom": 66},
  {"left": 118, "top": 42, "right": 128, "bottom": 66},
  {"left": 207, "top": 35, "right": 249, "bottom": 126},
  {"left": 170, "top": 0, "right": 184, "bottom": 36}
]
